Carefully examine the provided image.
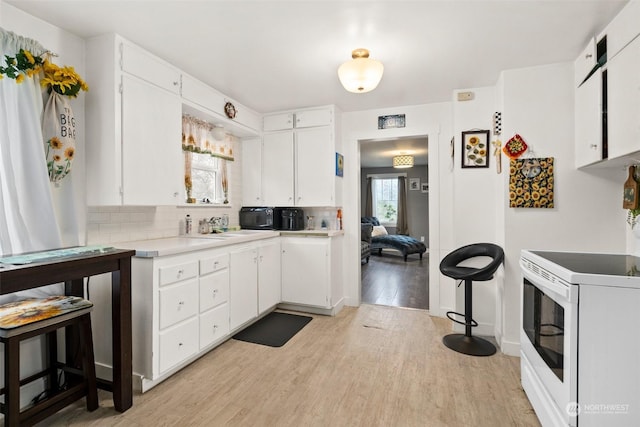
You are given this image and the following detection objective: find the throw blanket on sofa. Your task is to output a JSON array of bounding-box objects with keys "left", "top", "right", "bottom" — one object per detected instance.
[{"left": 361, "top": 217, "right": 427, "bottom": 261}]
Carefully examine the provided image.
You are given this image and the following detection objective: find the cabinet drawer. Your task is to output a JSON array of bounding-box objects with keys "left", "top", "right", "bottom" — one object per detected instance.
[
  {"left": 199, "top": 303, "right": 230, "bottom": 349},
  {"left": 200, "top": 269, "right": 229, "bottom": 312},
  {"left": 264, "top": 113, "right": 294, "bottom": 131},
  {"left": 159, "top": 279, "right": 199, "bottom": 329},
  {"left": 199, "top": 253, "right": 229, "bottom": 276},
  {"left": 159, "top": 318, "right": 199, "bottom": 373},
  {"left": 121, "top": 41, "right": 181, "bottom": 94},
  {"left": 159, "top": 261, "right": 198, "bottom": 286}
]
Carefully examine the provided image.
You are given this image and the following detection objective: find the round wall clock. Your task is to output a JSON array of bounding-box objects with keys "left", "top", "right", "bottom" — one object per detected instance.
[{"left": 224, "top": 102, "right": 237, "bottom": 119}]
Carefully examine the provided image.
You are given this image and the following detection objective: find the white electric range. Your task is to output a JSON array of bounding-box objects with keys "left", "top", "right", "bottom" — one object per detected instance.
[{"left": 520, "top": 250, "right": 640, "bottom": 427}]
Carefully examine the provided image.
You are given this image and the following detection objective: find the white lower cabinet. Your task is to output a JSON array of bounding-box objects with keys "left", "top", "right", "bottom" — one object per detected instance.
[
  {"left": 229, "top": 238, "right": 282, "bottom": 330},
  {"left": 91, "top": 235, "right": 318, "bottom": 392},
  {"left": 124, "top": 247, "right": 232, "bottom": 392},
  {"left": 199, "top": 304, "right": 229, "bottom": 350},
  {"left": 229, "top": 246, "right": 258, "bottom": 331},
  {"left": 159, "top": 318, "right": 199, "bottom": 373},
  {"left": 281, "top": 235, "right": 343, "bottom": 310},
  {"left": 258, "top": 239, "right": 281, "bottom": 314}
]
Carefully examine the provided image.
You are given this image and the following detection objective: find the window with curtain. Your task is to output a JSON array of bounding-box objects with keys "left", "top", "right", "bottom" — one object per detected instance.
[
  {"left": 190, "top": 153, "right": 222, "bottom": 202},
  {"left": 182, "top": 114, "right": 232, "bottom": 204},
  {"left": 372, "top": 178, "right": 399, "bottom": 225}
]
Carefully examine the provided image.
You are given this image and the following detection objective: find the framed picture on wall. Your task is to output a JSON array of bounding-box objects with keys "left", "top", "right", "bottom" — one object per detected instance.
[
  {"left": 409, "top": 178, "right": 420, "bottom": 190},
  {"left": 461, "top": 129, "right": 490, "bottom": 168},
  {"left": 421, "top": 183, "right": 429, "bottom": 193}
]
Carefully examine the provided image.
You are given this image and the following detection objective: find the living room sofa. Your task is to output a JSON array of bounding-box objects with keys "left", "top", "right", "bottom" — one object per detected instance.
[{"left": 361, "top": 223, "right": 373, "bottom": 264}]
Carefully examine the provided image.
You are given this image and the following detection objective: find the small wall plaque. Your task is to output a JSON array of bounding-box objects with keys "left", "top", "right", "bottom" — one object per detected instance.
[{"left": 378, "top": 114, "right": 406, "bottom": 129}]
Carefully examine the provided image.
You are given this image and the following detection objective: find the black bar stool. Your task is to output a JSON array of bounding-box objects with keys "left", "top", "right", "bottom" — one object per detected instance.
[
  {"left": 439, "top": 243, "right": 504, "bottom": 356},
  {"left": 0, "top": 296, "right": 98, "bottom": 426}
]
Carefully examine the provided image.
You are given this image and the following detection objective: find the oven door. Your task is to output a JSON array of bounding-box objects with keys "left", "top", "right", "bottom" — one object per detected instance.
[{"left": 520, "top": 262, "right": 578, "bottom": 426}]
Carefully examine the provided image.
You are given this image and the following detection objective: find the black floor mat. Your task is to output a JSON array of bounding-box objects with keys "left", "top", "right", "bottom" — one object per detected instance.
[{"left": 232, "top": 312, "right": 312, "bottom": 347}]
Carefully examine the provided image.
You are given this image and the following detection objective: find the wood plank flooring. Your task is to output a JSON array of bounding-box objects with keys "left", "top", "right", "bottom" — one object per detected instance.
[
  {"left": 361, "top": 250, "right": 429, "bottom": 310},
  {"left": 37, "top": 305, "right": 540, "bottom": 426}
]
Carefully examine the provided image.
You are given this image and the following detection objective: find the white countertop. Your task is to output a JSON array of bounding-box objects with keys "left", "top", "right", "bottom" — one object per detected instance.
[
  {"left": 115, "top": 230, "right": 279, "bottom": 257},
  {"left": 114, "top": 229, "right": 343, "bottom": 257}
]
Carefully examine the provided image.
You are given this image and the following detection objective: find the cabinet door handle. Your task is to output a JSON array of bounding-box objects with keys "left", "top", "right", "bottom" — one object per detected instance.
[
  {"left": 585, "top": 53, "right": 593, "bottom": 59},
  {"left": 173, "top": 192, "right": 179, "bottom": 197},
  {"left": 213, "top": 289, "right": 218, "bottom": 297},
  {"left": 589, "top": 144, "right": 598, "bottom": 149},
  {"left": 177, "top": 269, "right": 184, "bottom": 277}
]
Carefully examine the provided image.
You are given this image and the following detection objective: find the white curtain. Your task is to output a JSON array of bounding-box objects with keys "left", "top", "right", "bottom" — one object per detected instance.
[{"left": 0, "top": 28, "right": 63, "bottom": 301}]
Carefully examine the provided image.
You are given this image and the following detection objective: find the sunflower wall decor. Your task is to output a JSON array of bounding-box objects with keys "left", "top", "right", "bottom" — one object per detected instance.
[
  {"left": 461, "top": 130, "right": 490, "bottom": 168},
  {"left": 509, "top": 157, "right": 555, "bottom": 208}
]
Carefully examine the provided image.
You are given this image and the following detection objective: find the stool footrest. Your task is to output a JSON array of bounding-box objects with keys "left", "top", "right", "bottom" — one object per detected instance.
[{"left": 446, "top": 310, "right": 478, "bottom": 328}]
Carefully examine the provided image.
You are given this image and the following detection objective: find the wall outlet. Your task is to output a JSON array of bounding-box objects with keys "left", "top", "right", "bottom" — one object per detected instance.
[{"left": 420, "top": 236, "right": 425, "bottom": 242}]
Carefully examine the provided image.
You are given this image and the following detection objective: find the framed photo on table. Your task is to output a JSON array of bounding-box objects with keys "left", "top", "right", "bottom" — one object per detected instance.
[{"left": 461, "top": 130, "right": 490, "bottom": 168}]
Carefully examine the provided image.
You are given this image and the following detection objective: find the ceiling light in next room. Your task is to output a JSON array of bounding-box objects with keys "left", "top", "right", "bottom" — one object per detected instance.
[
  {"left": 393, "top": 155, "right": 414, "bottom": 168},
  {"left": 338, "top": 48, "right": 384, "bottom": 93}
]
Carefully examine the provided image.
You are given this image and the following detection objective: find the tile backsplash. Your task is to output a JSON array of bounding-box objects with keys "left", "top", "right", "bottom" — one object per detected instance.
[{"left": 86, "top": 205, "right": 239, "bottom": 245}]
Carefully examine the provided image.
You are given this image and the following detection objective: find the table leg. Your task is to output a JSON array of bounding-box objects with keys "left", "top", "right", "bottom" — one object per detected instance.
[{"left": 112, "top": 258, "right": 133, "bottom": 412}]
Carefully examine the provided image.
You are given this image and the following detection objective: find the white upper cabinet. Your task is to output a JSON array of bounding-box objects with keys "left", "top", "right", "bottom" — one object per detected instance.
[
  {"left": 181, "top": 73, "right": 261, "bottom": 136},
  {"left": 181, "top": 74, "right": 225, "bottom": 115},
  {"left": 296, "top": 127, "right": 334, "bottom": 206},
  {"left": 607, "top": 34, "right": 640, "bottom": 160},
  {"left": 263, "top": 113, "right": 294, "bottom": 131},
  {"left": 575, "top": 38, "right": 597, "bottom": 87},
  {"left": 121, "top": 75, "right": 182, "bottom": 205},
  {"left": 121, "top": 41, "right": 181, "bottom": 94},
  {"left": 262, "top": 105, "right": 342, "bottom": 207},
  {"left": 262, "top": 131, "right": 295, "bottom": 206},
  {"left": 574, "top": 69, "right": 603, "bottom": 168},
  {"left": 85, "top": 33, "right": 182, "bottom": 205},
  {"left": 241, "top": 137, "right": 263, "bottom": 206},
  {"left": 605, "top": 0, "right": 640, "bottom": 61},
  {"left": 295, "top": 108, "right": 332, "bottom": 128}
]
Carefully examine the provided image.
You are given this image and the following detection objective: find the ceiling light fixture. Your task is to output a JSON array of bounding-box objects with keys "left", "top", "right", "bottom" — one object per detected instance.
[
  {"left": 338, "top": 48, "right": 384, "bottom": 93},
  {"left": 393, "top": 155, "right": 414, "bottom": 169}
]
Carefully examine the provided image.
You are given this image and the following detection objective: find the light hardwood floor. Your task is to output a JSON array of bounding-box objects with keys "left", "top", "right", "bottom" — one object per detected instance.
[{"left": 38, "top": 305, "right": 540, "bottom": 426}]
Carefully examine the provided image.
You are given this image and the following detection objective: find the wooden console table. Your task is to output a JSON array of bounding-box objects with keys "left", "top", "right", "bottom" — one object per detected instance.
[{"left": 0, "top": 247, "right": 136, "bottom": 412}]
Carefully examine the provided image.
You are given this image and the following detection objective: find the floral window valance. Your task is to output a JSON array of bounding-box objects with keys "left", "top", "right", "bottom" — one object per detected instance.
[{"left": 182, "top": 115, "right": 234, "bottom": 161}]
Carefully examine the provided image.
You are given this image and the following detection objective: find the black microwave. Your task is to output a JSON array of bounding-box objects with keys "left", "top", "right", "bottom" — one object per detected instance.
[{"left": 239, "top": 207, "right": 282, "bottom": 230}]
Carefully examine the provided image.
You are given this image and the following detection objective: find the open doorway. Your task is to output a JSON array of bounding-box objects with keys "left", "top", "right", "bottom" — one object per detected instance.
[{"left": 359, "top": 136, "right": 429, "bottom": 310}]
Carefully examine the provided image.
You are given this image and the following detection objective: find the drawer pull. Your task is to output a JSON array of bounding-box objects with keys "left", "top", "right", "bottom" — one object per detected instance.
[{"left": 177, "top": 269, "right": 184, "bottom": 277}]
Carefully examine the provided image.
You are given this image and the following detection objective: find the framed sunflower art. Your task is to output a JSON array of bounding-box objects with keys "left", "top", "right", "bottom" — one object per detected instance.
[
  {"left": 461, "top": 130, "right": 490, "bottom": 168},
  {"left": 509, "top": 157, "right": 554, "bottom": 208}
]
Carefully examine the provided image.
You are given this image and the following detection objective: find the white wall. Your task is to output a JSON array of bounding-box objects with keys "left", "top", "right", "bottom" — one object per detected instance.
[
  {"left": 451, "top": 86, "right": 501, "bottom": 337},
  {"left": 499, "top": 62, "right": 625, "bottom": 353},
  {"left": 342, "top": 102, "right": 454, "bottom": 317}
]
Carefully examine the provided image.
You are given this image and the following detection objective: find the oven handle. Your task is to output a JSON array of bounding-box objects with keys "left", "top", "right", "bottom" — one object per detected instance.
[{"left": 520, "top": 258, "right": 576, "bottom": 303}]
